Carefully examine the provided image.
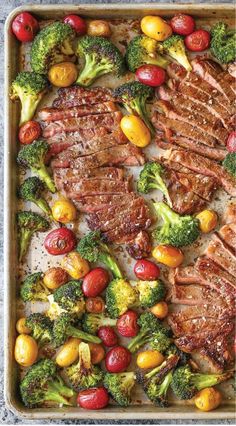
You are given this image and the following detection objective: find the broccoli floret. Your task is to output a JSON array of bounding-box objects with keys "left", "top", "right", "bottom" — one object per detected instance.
[
  {"left": 10, "top": 71, "right": 48, "bottom": 125},
  {"left": 104, "top": 372, "right": 136, "bottom": 406},
  {"left": 65, "top": 342, "right": 103, "bottom": 391},
  {"left": 20, "top": 272, "right": 50, "bottom": 302},
  {"left": 163, "top": 35, "right": 192, "bottom": 71},
  {"left": 52, "top": 313, "right": 101, "bottom": 347},
  {"left": 82, "top": 313, "right": 117, "bottom": 335},
  {"left": 152, "top": 202, "right": 200, "bottom": 247},
  {"left": 211, "top": 22, "right": 236, "bottom": 64},
  {"left": 137, "top": 162, "right": 172, "bottom": 207},
  {"left": 165, "top": 344, "right": 191, "bottom": 366},
  {"left": 17, "top": 211, "right": 50, "bottom": 261},
  {"left": 222, "top": 152, "right": 236, "bottom": 178},
  {"left": 125, "top": 35, "right": 169, "bottom": 72},
  {"left": 48, "top": 281, "right": 85, "bottom": 319},
  {"left": 17, "top": 139, "right": 56, "bottom": 193},
  {"left": 113, "top": 81, "right": 154, "bottom": 133},
  {"left": 20, "top": 358, "right": 74, "bottom": 407},
  {"left": 76, "top": 35, "right": 125, "bottom": 87},
  {"left": 130, "top": 280, "right": 166, "bottom": 308},
  {"left": 172, "top": 365, "right": 233, "bottom": 400},
  {"left": 19, "top": 177, "right": 53, "bottom": 219},
  {"left": 106, "top": 278, "right": 138, "bottom": 319},
  {"left": 25, "top": 313, "right": 53, "bottom": 347},
  {"left": 30, "top": 22, "right": 76, "bottom": 74},
  {"left": 77, "top": 231, "right": 122, "bottom": 278}
]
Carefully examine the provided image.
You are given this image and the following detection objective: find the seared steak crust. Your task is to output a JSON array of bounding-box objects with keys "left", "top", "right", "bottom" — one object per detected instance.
[{"left": 53, "top": 86, "right": 115, "bottom": 108}]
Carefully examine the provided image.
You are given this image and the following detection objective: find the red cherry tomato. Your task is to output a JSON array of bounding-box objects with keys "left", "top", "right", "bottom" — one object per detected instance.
[
  {"left": 105, "top": 346, "right": 131, "bottom": 373},
  {"left": 135, "top": 65, "right": 166, "bottom": 87},
  {"left": 134, "top": 259, "right": 160, "bottom": 281},
  {"left": 82, "top": 267, "right": 110, "bottom": 297},
  {"left": 98, "top": 326, "right": 118, "bottom": 347},
  {"left": 18, "top": 121, "right": 41, "bottom": 145},
  {"left": 226, "top": 131, "right": 236, "bottom": 153},
  {"left": 117, "top": 310, "right": 139, "bottom": 338},
  {"left": 63, "top": 15, "right": 86, "bottom": 35},
  {"left": 170, "top": 14, "right": 195, "bottom": 36},
  {"left": 12, "top": 12, "right": 39, "bottom": 42},
  {"left": 185, "top": 29, "right": 210, "bottom": 52},
  {"left": 77, "top": 387, "right": 109, "bottom": 410},
  {"left": 44, "top": 228, "right": 76, "bottom": 255}
]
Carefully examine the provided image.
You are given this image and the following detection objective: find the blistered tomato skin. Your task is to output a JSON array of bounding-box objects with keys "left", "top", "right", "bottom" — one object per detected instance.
[
  {"left": 61, "top": 251, "right": 90, "bottom": 279},
  {"left": 98, "top": 326, "right": 118, "bottom": 347},
  {"left": 117, "top": 310, "right": 139, "bottom": 337},
  {"left": 170, "top": 14, "right": 195, "bottom": 36},
  {"left": 152, "top": 245, "right": 184, "bottom": 268},
  {"left": 63, "top": 15, "right": 87, "bottom": 35},
  {"left": 134, "top": 259, "right": 160, "bottom": 281},
  {"left": 14, "top": 334, "right": 38, "bottom": 367},
  {"left": 43, "top": 267, "right": 69, "bottom": 289},
  {"left": 44, "top": 228, "right": 77, "bottom": 255},
  {"left": 195, "top": 387, "right": 222, "bottom": 412},
  {"left": 82, "top": 267, "right": 110, "bottom": 297},
  {"left": 105, "top": 346, "right": 131, "bottom": 373},
  {"left": 77, "top": 387, "right": 109, "bottom": 410},
  {"left": 141, "top": 15, "right": 172, "bottom": 41},
  {"left": 52, "top": 199, "right": 77, "bottom": 223},
  {"left": 19, "top": 121, "right": 41, "bottom": 145},
  {"left": 85, "top": 297, "right": 105, "bottom": 313},
  {"left": 185, "top": 29, "right": 211, "bottom": 52},
  {"left": 88, "top": 343, "right": 105, "bottom": 364},
  {"left": 226, "top": 131, "right": 236, "bottom": 152},
  {"left": 136, "top": 65, "right": 166, "bottom": 87},
  {"left": 48, "top": 62, "right": 78, "bottom": 88},
  {"left": 12, "top": 12, "right": 39, "bottom": 42}
]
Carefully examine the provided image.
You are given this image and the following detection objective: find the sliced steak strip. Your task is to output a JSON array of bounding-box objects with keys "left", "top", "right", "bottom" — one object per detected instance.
[
  {"left": 38, "top": 102, "right": 118, "bottom": 122},
  {"left": 169, "top": 316, "right": 232, "bottom": 338},
  {"left": 169, "top": 283, "right": 228, "bottom": 309},
  {"left": 52, "top": 86, "right": 115, "bottom": 108},
  {"left": 126, "top": 230, "right": 152, "bottom": 259},
  {"left": 199, "top": 335, "right": 234, "bottom": 372},
  {"left": 73, "top": 194, "right": 135, "bottom": 213},
  {"left": 205, "top": 233, "right": 236, "bottom": 277},
  {"left": 219, "top": 223, "right": 236, "bottom": 251},
  {"left": 167, "top": 179, "right": 206, "bottom": 214},
  {"left": 87, "top": 195, "right": 141, "bottom": 225},
  {"left": 223, "top": 202, "right": 236, "bottom": 225},
  {"left": 169, "top": 304, "right": 234, "bottom": 324},
  {"left": 64, "top": 178, "right": 131, "bottom": 199},
  {"left": 53, "top": 167, "right": 125, "bottom": 190}
]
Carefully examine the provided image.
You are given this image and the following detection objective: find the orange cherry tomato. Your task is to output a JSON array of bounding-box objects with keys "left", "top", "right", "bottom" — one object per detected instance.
[{"left": 18, "top": 121, "right": 41, "bottom": 145}]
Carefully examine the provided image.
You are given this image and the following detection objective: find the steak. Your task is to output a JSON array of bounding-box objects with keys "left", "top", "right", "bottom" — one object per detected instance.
[
  {"left": 126, "top": 230, "right": 152, "bottom": 259},
  {"left": 73, "top": 194, "right": 135, "bottom": 213},
  {"left": 219, "top": 223, "right": 236, "bottom": 251},
  {"left": 64, "top": 178, "right": 131, "bottom": 199},
  {"left": 167, "top": 180, "right": 206, "bottom": 214},
  {"left": 169, "top": 316, "right": 233, "bottom": 338},
  {"left": 38, "top": 101, "right": 118, "bottom": 121},
  {"left": 52, "top": 86, "right": 115, "bottom": 108},
  {"left": 199, "top": 335, "right": 234, "bottom": 372},
  {"left": 205, "top": 233, "right": 236, "bottom": 277},
  {"left": 53, "top": 167, "right": 125, "bottom": 190},
  {"left": 169, "top": 282, "right": 229, "bottom": 309},
  {"left": 223, "top": 202, "right": 236, "bottom": 225}
]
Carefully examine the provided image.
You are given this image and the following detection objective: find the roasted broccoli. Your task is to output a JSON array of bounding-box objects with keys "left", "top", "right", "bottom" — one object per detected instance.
[
  {"left": 152, "top": 202, "right": 200, "bottom": 247},
  {"left": 211, "top": 22, "right": 236, "bottom": 64},
  {"left": 19, "top": 177, "right": 52, "bottom": 219},
  {"left": 65, "top": 342, "right": 103, "bottom": 391},
  {"left": 125, "top": 35, "right": 169, "bottom": 72},
  {"left": 47, "top": 281, "right": 85, "bottom": 320},
  {"left": 25, "top": 313, "right": 53, "bottom": 347},
  {"left": 77, "top": 230, "right": 122, "bottom": 278},
  {"left": 20, "top": 358, "right": 74, "bottom": 407},
  {"left": 172, "top": 365, "right": 233, "bottom": 400},
  {"left": 137, "top": 162, "right": 172, "bottom": 206},
  {"left": 130, "top": 279, "right": 166, "bottom": 308},
  {"left": 10, "top": 71, "right": 48, "bottom": 125},
  {"left": 52, "top": 313, "right": 101, "bottom": 347},
  {"left": 76, "top": 35, "right": 125, "bottom": 87},
  {"left": 104, "top": 372, "right": 136, "bottom": 406},
  {"left": 17, "top": 211, "right": 50, "bottom": 261},
  {"left": 17, "top": 139, "right": 56, "bottom": 193},
  {"left": 163, "top": 35, "right": 192, "bottom": 71},
  {"left": 113, "top": 81, "right": 154, "bottom": 133},
  {"left": 222, "top": 152, "right": 236, "bottom": 178},
  {"left": 106, "top": 278, "right": 138, "bottom": 318},
  {"left": 30, "top": 22, "right": 76, "bottom": 74},
  {"left": 20, "top": 272, "right": 50, "bottom": 302},
  {"left": 165, "top": 344, "right": 191, "bottom": 366},
  {"left": 82, "top": 313, "right": 117, "bottom": 335}
]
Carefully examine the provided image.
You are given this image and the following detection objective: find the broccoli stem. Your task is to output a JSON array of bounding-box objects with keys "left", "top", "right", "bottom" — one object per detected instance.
[
  {"left": 127, "top": 331, "right": 150, "bottom": 353},
  {"left": 148, "top": 175, "right": 172, "bottom": 207},
  {"left": 33, "top": 166, "right": 56, "bottom": 193},
  {"left": 99, "top": 252, "right": 123, "bottom": 279},
  {"left": 76, "top": 54, "right": 112, "bottom": 87},
  {"left": 135, "top": 99, "right": 154, "bottom": 134},
  {"left": 67, "top": 325, "right": 102, "bottom": 344},
  {"left": 52, "top": 376, "right": 75, "bottom": 398},
  {"left": 192, "top": 373, "right": 229, "bottom": 391},
  {"left": 45, "top": 384, "right": 73, "bottom": 406},
  {"left": 19, "top": 229, "right": 32, "bottom": 261},
  {"left": 153, "top": 202, "right": 178, "bottom": 224},
  {"left": 20, "top": 95, "right": 40, "bottom": 126},
  {"left": 35, "top": 198, "right": 53, "bottom": 219}
]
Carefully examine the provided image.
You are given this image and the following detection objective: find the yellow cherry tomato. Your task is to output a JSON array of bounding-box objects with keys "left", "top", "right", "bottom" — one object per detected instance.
[
  {"left": 150, "top": 301, "right": 168, "bottom": 319},
  {"left": 16, "top": 317, "right": 31, "bottom": 334},
  {"left": 141, "top": 16, "right": 172, "bottom": 41},
  {"left": 152, "top": 244, "right": 184, "bottom": 268},
  {"left": 195, "top": 387, "right": 222, "bottom": 412},
  {"left": 61, "top": 251, "right": 90, "bottom": 279},
  {"left": 52, "top": 199, "right": 77, "bottom": 224},
  {"left": 196, "top": 210, "right": 218, "bottom": 234},
  {"left": 136, "top": 350, "right": 164, "bottom": 369},
  {"left": 56, "top": 337, "right": 81, "bottom": 367},
  {"left": 48, "top": 62, "right": 78, "bottom": 87},
  {"left": 87, "top": 20, "right": 111, "bottom": 37},
  {"left": 43, "top": 267, "right": 69, "bottom": 290},
  {"left": 14, "top": 334, "right": 38, "bottom": 367},
  {"left": 120, "top": 115, "right": 151, "bottom": 148}
]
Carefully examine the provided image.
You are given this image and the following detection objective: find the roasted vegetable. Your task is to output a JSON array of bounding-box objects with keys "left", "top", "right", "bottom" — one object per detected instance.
[
  {"left": 17, "top": 211, "right": 50, "bottom": 261},
  {"left": 47, "top": 280, "right": 85, "bottom": 319},
  {"left": 210, "top": 22, "right": 236, "bottom": 64},
  {"left": 20, "top": 272, "right": 50, "bottom": 302},
  {"left": 52, "top": 313, "right": 101, "bottom": 347},
  {"left": 125, "top": 35, "right": 169, "bottom": 72},
  {"left": 104, "top": 372, "right": 135, "bottom": 406},
  {"left": 82, "top": 313, "right": 116, "bottom": 335},
  {"left": 25, "top": 313, "right": 53, "bottom": 347},
  {"left": 163, "top": 35, "right": 192, "bottom": 71},
  {"left": 106, "top": 278, "right": 138, "bottom": 318},
  {"left": 19, "top": 177, "right": 52, "bottom": 219},
  {"left": 137, "top": 162, "right": 172, "bottom": 206},
  {"left": 130, "top": 279, "right": 166, "bottom": 308},
  {"left": 14, "top": 334, "right": 38, "bottom": 367},
  {"left": 222, "top": 152, "right": 236, "bottom": 178}
]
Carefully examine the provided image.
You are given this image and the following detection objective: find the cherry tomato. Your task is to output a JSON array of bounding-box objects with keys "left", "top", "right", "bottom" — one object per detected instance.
[
  {"left": 44, "top": 227, "right": 76, "bottom": 255},
  {"left": 86, "top": 297, "right": 105, "bottom": 313},
  {"left": 98, "top": 326, "right": 118, "bottom": 347},
  {"left": 18, "top": 121, "right": 41, "bottom": 145},
  {"left": 12, "top": 12, "right": 39, "bottom": 42},
  {"left": 185, "top": 29, "right": 210, "bottom": 52},
  {"left": 88, "top": 343, "right": 105, "bottom": 364},
  {"left": 136, "top": 65, "right": 166, "bottom": 87},
  {"left": 77, "top": 387, "right": 109, "bottom": 410},
  {"left": 105, "top": 346, "right": 131, "bottom": 373},
  {"left": 170, "top": 14, "right": 195, "bottom": 36},
  {"left": 134, "top": 259, "right": 160, "bottom": 281},
  {"left": 63, "top": 15, "right": 86, "bottom": 35},
  {"left": 82, "top": 267, "right": 110, "bottom": 297},
  {"left": 117, "top": 310, "right": 139, "bottom": 338},
  {"left": 226, "top": 131, "right": 236, "bottom": 152}
]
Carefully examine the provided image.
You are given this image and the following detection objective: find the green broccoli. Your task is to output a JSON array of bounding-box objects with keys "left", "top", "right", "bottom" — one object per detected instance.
[
  {"left": 20, "top": 272, "right": 50, "bottom": 302},
  {"left": 125, "top": 35, "right": 169, "bottom": 72},
  {"left": 17, "top": 211, "right": 50, "bottom": 261},
  {"left": 77, "top": 230, "right": 122, "bottom": 278},
  {"left": 104, "top": 372, "right": 136, "bottom": 406},
  {"left": 52, "top": 313, "right": 101, "bottom": 347},
  {"left": 20, "top": 358, "right": 74, "bottom": 407},
  {"left": 106, "top": 278, "right": 138, "bottom": 318},
  {"left": 65, "top": 342, "right": 103, "bottom": 391},
  {"left": 10, "top": 71, "right": 48, "bottom": 125},
  {"left": 165, "top": 344, "right": 191, "bottom": 366},
  {"left": 211, "top": 22, "right": 236, "bottom": 64},
  {"left": 17, "top": 139, "right": 56, "bottom": 193},
  {"left": 130, "top": 279, "right": 166, "bottom": 308},
  {"left": 82, "top": 313, "right": 117, "bottom": 335},
  {"left": 19, "top": 177, "right": 53, "bottom": 219},
  {"left": 25, "top": 313, "right": 53, "bottom": 347},
  {"left": 222, "top": 152, "right": 236, "bottom": 178},
  {"left": 152, "top": 202, "right": 200, "bottom": 247},
  {"left": 47, "top": 281, "right": 85, "bottom": 320},
  {"left": 76, "top": 35, "right": 125, "bottom": 87},
  {"left": 163, "top": 35, "right": 192, "bottom": 71},
  {"left": 113, "top": 81, "right": 154, "bottom": 133},
  {"left": 172, "top": 365, "right": 233, "bottom": 400},
  {"left": 30, "top": 22, "right": 76, "bottom": 74},
  {"left": 137, "top": 162, "right": 172, "bottom": 207}
]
